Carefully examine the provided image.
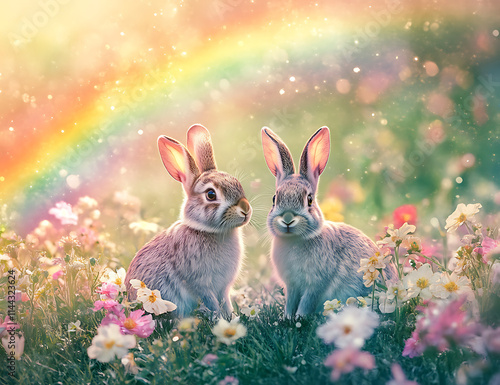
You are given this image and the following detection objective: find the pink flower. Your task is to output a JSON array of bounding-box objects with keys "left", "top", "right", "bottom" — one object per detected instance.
[
  {"left": 403, "top": 296, "right": 478, "bottom": 356},
  {"left": 93, "top": 299, "right": 122, "bottom": 313},
  {"left": 474, "top": 236, "right": 500, "bottom": 263},
  {"left": 97, "top": 283, "right": 119, "bottom": 300},
  {"left": 201, "top": 353, "right": 218, "bottom": 366},
  {"left": 219, "top": 376, "right": 239, "bottom": 385},
  {"left": 393, "top": 205, "right": 417, "bottom": 229},
  {"left": 101, "top": 309, "right": 155, "bottom": 338},
  {"left": 49, "top": 201, "right": 78, "bottom": 226},
  {"left": 52, "top": 270, "right": 64, "bottom": 280},
  {"left": 120, "top": 310, "right": 155, "bottom": 338},
  {"left": 0, "top": 316, "right": 20, "bottom": 337},
  {"left": 402, "top": 331, "right": 424, "bottom": 358},
  {"left": 324, "top": 347, "right": 375, "bottom": 381}
]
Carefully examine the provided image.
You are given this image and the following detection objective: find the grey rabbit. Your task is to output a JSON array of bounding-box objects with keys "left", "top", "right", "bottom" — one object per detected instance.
[
  {"left": 261, "top": 126, "right": 394, "bottom": 317},
  {"left": 126, "top": 124, "right": 252, "bottom": 319}
]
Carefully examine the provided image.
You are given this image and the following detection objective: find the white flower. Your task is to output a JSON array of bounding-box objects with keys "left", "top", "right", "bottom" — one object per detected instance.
[
  {"left": 212, "top": 318, "right": 247, "bottom": 345},
  {"left": 403, "top": 264, "right": 440, "bottom": 300},
  {"left": 378, "top": 280, "right": 407, "bottom": 314},
  {"left": 362, "top": 270, "right": 380, "bottom": 288},
  {"left": 378, "top": 292, "right": 396, "bottom": 314},
  {"left": 430, "top": 272, "right": 473, "bottom": 300},
  {"left": 136, "top": 288, "right": 177, "bottom": 315},
  {"left": 316, "top": 307, "right": 379, "bottom": 349},
  {"left": 445, "top": 203, "right": 482, "bottom": 233},
  {"left": 129, "top": 279, "right": 148, "bottom": 290},
  {"left": 401, "top": 236, "right": 422, "bottom": 252},
  {"left": 323, "top": 299, "right": 343, "bottom": 315},
  {"left": 68, "top": 320, "right": 83, "bottom": 333},
  {"left": 377, "top": 222, "right": 416, "bottom": 248},
  {"left": 357, "top": 252, "right": 391, "bottom": 274},
  {"left": 87, "top": 324, "right": 136, "bottom": 363},
  {"left": 386, "top": 280, "right": 407, "bottom": 302},
  {"left": 240, "top": 306, "right": 260, "bottom": 318},
  {"left": 101, "top": 267, "right": 127, "bottom": 292},
  {"left": 129, "top": 221, "right": 160, "bottom": 236}
]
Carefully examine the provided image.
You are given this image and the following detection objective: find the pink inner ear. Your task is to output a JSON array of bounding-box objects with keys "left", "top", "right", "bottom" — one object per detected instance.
[
  {"left": 309, "top": 128, "right": 330, "bottom": 175},
  {"left": 262, "top": 135, "right": 282, "bottom": 177},
  {"left": 158, "top": 137, "right": 187, "bottom": 183}
]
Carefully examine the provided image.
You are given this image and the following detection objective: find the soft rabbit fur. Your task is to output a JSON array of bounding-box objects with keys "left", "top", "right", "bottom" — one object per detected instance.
[
  {"left": 126, "top": 124, "right": 252, "bottom": 319},
  {"left": 262, "top": 126, "right": 393, "bottom": 317}
]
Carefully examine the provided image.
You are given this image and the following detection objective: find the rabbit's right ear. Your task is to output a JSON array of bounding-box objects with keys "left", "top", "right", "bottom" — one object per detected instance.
[
  {"left": 261, "top": 127, "right": 295, "bottom": 184},
  {"left": 158, "top": 136, "right": 200, "bottom": 190},
  {"left": 187, "top": 124, "right": 217, "bottom": 172}
]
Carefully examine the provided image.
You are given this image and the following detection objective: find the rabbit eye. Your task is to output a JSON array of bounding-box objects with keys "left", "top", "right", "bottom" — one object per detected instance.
[
  {"left": 307, "top": 194, "right": 313, "bottom": 207},
  {"left": 272, "top": 195, "right": 276, "bottom": 205},
  {"left": 206, "top": 189, "right": 217, "bottom": 201}
]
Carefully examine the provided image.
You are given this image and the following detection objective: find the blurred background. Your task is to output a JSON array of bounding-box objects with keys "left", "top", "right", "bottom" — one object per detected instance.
[{"left": 1, "top": 0, "right": 499, "bottom": 267}]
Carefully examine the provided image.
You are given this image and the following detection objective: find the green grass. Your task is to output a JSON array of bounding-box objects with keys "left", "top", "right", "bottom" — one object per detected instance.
[{"left": 1, "top": 287, "right": 498, "bottom": 385}]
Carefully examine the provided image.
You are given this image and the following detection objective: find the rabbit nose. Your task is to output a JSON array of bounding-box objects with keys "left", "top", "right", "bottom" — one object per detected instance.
[
  {"left": 237, "top": 197, "right": 251, "bottom": 216},
  {"left": 281, "top": 212, "right": 296, "bottom": 226}
]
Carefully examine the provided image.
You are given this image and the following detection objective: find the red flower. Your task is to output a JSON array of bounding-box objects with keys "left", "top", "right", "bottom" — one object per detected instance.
[{"left": 393, "top": 205, "right": 417, "bottom": 228}]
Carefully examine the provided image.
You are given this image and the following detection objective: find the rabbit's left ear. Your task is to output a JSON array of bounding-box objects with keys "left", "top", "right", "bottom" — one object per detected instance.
[
  {"left": 299, "top": 127, "right": 330, "bottom": 190},
  {"left": 187, "top": 124, "right": 217, "bottom": 172}
]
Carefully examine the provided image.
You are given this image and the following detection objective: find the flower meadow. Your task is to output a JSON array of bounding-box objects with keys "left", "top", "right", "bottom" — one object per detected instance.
[{"left": 0, "top": 195, "right": 499, "bottom": 385}]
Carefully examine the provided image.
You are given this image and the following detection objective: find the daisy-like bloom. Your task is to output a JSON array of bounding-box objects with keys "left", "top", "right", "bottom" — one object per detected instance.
[
  {"left": 240, "top": 305, "right": 260, "bottom": 318},
  {"left": 393, "top": 204, "right": 417, "bottom": 229},
  {"left": 49, "top": 201, "right": 78, "bottom": 225},
  {"left": 377, "top": 222, "right": 417, "bottom": 248},
  {"left": 87, "top": 324, "right": 136, "bottom": 363},
  {"left": 68, "top": 320, "right": 83, "bottom": 333},
  {"left": 121, "top": 352, "right": 140, "bottom": 374},
  {"left": 362, "top": 270, "right": 380, "bottom": 288},
  {"left": 316, "top": 307, "right": 379, "bottom": 349},
  {"left": 101, "top": 267, "right": 127, "bottom": 292},
  {"left": 430, "top": 272, "right": 473, "bottom": 300},
  {"left": 403, "top": 264, "right": 440, "bottom": 300},
  {"left": 358, "top": 252, "right": 391, "bottom": 274},
  {"left": 324, "top": 347, "right": 375, "bottom": 381},
  {"left": 136, "top": 288, "right": 177, "bottom": 315},
  {"left": 102, "top": 309, "right": 155, "bottom": 338},
  {"left": 129, "top": 279, "right": 148, "bottom": 290},
  {"left": 444, "top": 203, "right": 482, "bottom": 233},
  {"left": 323, "top": 299, "right": 343, "bottom": 315},
  {"left": 387, "top": 363, "right": 419, "bottom": 385},
  {"left": 1, "top": 332, "right": 25, "bottom": 360},
  {"left": 212, "top": 318, "right": 247, "bottom": 345}
]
